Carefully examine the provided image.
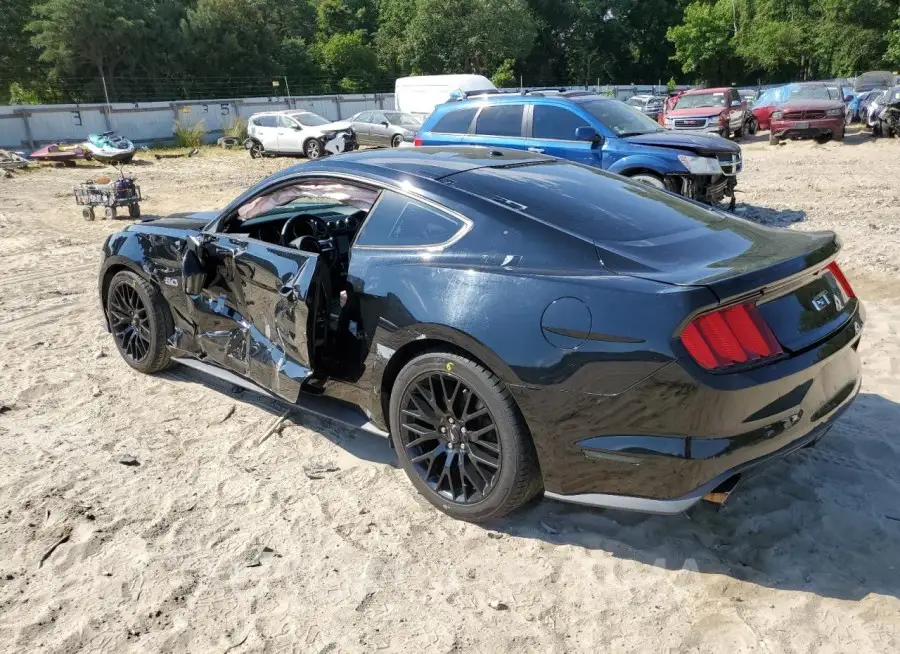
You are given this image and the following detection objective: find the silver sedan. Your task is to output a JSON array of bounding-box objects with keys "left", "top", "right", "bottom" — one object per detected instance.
[{"left": 348, "top": 110, "right": 422, "bottom": 148}]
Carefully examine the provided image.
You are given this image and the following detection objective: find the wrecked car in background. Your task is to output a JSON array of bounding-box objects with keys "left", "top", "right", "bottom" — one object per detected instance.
[
  {"left": 770, "top": 83, "right": 847, "bottom": 145},
  {"left": 245, "top": 110, "right": 358, "bottom": 160},
  {"left": 662, "top": 87, "right": 747, "bottom": 138}
]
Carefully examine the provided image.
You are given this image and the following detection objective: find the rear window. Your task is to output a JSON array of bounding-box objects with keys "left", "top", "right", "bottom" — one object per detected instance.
[
  {"left": 474, "top": 105, "right": 524, "bottom": 137},
  {"left": 448, "top": 161, "right": 725, "bottom": 242},
  {"left": 431, "top": 108, "right": 477, "bottom": 134}
]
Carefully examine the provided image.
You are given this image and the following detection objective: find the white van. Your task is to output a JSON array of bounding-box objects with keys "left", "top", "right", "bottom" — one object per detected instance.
[{"left": 394, "top": 75, "right": 497, "bottom": 119}]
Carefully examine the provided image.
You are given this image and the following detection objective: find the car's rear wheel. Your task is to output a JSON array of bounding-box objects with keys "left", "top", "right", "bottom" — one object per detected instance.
[
  {"left": 106, "top": 271, "right": 173, "bottom": 374},
  {"left": 304, "top": 139, "right": 323, "bottom": 160},
  {"left": 389, "top": 352, "right": 541, "bottom": 522},
  {"left": 630, "top": 173, "right": 666, "bottom": 190}
]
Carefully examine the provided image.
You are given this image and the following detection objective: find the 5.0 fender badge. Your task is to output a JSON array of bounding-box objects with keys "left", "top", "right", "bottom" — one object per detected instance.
[{"left": 164, "top": 277, "right": 179, "bottom": 287}]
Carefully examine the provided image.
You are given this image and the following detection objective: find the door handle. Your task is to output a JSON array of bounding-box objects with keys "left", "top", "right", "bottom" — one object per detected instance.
[{"left": 527, "top": 147, "right": 545, "bottom": 153}]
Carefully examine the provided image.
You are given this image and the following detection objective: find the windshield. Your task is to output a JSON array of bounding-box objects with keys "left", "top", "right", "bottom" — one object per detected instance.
[
  {"left": 383, "top": 111, "right": 422, "bottom": 126},
  {"left": 291, "top": 112, "right": 330, "bottom": 127},
  {"left": 579, "top": 100, "right": 664, "bottom": 137},
  {"left": 675, "top": 92, "right": 727, "bottom": 109},
  {"left": 788, "top": 85, "right": 831, "bottom": 101}
]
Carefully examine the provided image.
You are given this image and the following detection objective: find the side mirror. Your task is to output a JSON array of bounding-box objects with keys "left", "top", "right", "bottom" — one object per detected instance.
[
  {"left": 575, "top": 126, "right": 600, "bottom": 143},
  {"left": 292, "top": 124, "right": 302, "bottom": 130},
  {"left": 380, "top": 121, "right": 390, "bottom": 127},
  {"left": 182, "top": 248, "right": 206, "bottom": 295},
  {"left": 844, "top": 95, "right": 853, "bottom": 103}
]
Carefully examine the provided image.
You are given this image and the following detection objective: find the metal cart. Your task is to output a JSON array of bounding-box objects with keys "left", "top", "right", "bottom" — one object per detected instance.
[{"left": 74, "top": 176, "right": 142, "bottom": 221}]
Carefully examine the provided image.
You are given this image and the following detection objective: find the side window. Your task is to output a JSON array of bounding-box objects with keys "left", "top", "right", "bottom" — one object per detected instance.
[
  {"left": 474, "top": 104, "right": 524, "bottom": 137},
  {"left": 278, "top": 115, "right": 296, "bottom": 129},
  {"left": 258, "top": 116, "right": 276, "bottom": 128},
  {"left": 357, "top": 111, "right": 373, "bottom": 123},
  {"left": 431, "top": 108, "right": 477, "bottom": 134},
  {"left": 372, "top": 111, "right": 386, "bottom": 124},
  {"left": 532, "top": 105, "right": 591, "bottom": 140},
  {"left": 355, "top": 191, "right": 466, "bottom": 248}
]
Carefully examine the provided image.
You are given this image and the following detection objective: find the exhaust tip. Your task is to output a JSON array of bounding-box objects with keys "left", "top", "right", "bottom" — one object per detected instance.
[{"left": 703, "top": 474, "right": 742, "bottom": 506}]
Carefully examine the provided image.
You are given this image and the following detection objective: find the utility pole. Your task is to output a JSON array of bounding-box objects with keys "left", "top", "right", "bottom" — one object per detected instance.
[
  {"left": 284, "top": 76, "right": 293, "bottom": 109},
  {"left": 101, "top": 73, "right": 111, "bottom": 112}
]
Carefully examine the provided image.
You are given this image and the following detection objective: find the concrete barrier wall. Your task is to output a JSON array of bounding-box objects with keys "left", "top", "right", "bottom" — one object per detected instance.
[
  {"left": 0, "top": 93, "right": 395, "bottom": 150},
  {"left": 1, "top": 84, "right": 715, "bottom": 151}
]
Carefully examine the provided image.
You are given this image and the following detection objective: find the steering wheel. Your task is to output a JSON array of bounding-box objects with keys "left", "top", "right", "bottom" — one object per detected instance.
[
  {"left": 288, "top": 235, "right": 322, "bottom": 254},
  {"left": 280, "top": 214, "right": 326, "bottom": 247}
]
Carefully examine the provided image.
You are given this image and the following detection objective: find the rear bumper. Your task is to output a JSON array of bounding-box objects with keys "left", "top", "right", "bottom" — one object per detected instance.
[
  {"left": 514, "top": 310, "right": 864, "bottom": 511},
  {"left": 771, "top": 117, "right": 843, "bottom": 139}
]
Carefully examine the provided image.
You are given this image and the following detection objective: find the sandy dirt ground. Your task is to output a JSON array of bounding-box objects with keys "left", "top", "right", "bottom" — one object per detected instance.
[{"left": 1, "top": 131, "right": 899, "bottom": 653}]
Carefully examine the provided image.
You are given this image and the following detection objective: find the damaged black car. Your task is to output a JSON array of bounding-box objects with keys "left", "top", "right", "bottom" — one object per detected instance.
[{"left": 99, "top": 147, "right": 862, "bottom": 521}]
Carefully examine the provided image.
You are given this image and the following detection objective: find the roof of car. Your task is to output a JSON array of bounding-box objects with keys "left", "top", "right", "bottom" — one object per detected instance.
[
  {"left": 442, "top": 93, "right": 613, "bottom": 108},
  {"left": 683, "top": 87, "right": 732, "bottom": 95},
  {"left": 267, "top": 146, "right": 552, "bottom": 184}
]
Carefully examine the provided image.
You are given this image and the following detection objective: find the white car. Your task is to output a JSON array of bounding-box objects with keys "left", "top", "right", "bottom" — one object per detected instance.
[{"left": 246, "top": 111, "right": 358, "bottom": 160}]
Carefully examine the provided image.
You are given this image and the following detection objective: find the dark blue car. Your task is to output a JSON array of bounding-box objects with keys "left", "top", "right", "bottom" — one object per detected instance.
[{"left": 415, "top": 92, "right": 742, "bottom": 207}]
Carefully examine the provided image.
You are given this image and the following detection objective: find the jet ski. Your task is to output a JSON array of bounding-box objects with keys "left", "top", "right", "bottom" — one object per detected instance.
[{"left": 84, "top": 131, "right": 136, "bottom": 164}]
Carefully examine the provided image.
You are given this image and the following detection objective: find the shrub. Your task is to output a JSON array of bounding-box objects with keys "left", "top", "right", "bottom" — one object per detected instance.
[
  {"left": 223, "top": 118, "right": 248, "bottom": 141},
  {"left": 173, "top": 120, "right": 207, "bottom": 148}
]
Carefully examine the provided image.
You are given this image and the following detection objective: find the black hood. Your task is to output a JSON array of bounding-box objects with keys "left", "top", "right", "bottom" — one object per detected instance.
[
  {"left": 623, "top": 131, "right": 741, "bottom": 155},
  {"left": 139, "top": 211, "right": 218, "bottom": 230}
]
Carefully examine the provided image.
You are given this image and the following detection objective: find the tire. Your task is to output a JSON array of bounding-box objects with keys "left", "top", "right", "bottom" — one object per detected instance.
[
  {"left": 720, "top": 126, "right": 731, "bottom": 139},
  {"left": 104, "top": 206, "right": 117, "bottom": 220},
  {"left": 882, "top": 120, "right": 894, "bottom": 138},
  {"left": 304, "top": 139, "right": 323, "bottom": 160},
  {"left": 733, "top": 124, "right": 743, "bottom": 139},
  {"left": 815, "top": 135, "right": 831, "bottom": 144},
  {"left": 248, "top": 140, "right": 264, "bottom": 159},
  {"left": 630, "top": 173, "right": 666, "bottom": 190},
  {"left": 747, "top": 117, "right": 758, "bottom": 135},
  {"left": 833, "top": 126, "right": 845, "bottom": 142},
  {"left": 391, "top": 134, "right": 403, "bottom": 148},
  {"left": 128, "top": 203, "right": 141, "bottom": 218},
  {"left": 769, "top": 132, "right": 780, "bottom": 146},
  {"left": 82, "top": 207, "right": 95, "bottom": 221},
  {"left": 105, "top": 271, "right": 173, "bottom": 374},
  {"left": 389, "top": 352, "right": 541, "bottom": 522}
]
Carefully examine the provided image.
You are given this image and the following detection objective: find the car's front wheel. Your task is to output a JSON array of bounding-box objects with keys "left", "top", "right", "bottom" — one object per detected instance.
[
  {"left": 389, "top": 352, "right": 541, "bottom": 522},
  {"left": 304, "top": 139, "right": 323, "bottom": 160},
  {"left": 391, "top": 134, "right": 403, "bottom": 148},
  {"left": 630, "top": 173, "right": 666, "bottom": 190},
  {"left": 106, "top": 271, "right": 173, "bottom": 374}
]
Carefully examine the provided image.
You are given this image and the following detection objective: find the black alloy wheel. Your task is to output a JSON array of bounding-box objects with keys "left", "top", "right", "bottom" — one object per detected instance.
[
  {"left": 108, "top": 279, "right": 152, "bottom": 363},
  {"left": 105, "top": 271, "right": 173, "bottom": 373},
  {"left": 400, "top": 372, "right": 502, "bottom": 504},
  {"left": 389, "top": 352, "right": 541, "bottom": 521}
]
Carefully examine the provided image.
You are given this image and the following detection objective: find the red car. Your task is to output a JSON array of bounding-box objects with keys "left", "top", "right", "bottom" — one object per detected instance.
[
  {"left": 659, "top": 87, "right": 747, "bottom": 138},
  {"left": 769, "top": 83, "right": 847, "bottom": 145}
]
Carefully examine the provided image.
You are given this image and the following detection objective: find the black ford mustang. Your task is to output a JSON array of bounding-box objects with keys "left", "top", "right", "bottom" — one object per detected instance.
[{"left": 99, "top": 147, "right": 863, "bottom": 521}]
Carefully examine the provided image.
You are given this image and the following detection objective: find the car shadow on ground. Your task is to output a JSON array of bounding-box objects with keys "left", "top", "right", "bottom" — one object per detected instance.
[
  {"left": 734, "top": 203, "right": 806, "bottom": 227},
  {"left": 494, "top": 391, "right": 900, "bottom": 602},
  {"left": 161, "top": 364, "right": 900, "bottom": 602},
  {"left": 159, "top": 365, "right": 398, "bottom": 468}
]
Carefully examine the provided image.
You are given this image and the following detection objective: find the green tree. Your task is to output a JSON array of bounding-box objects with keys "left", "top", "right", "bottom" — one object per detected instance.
[
  {"left": 402, "top": 0, "right": 536, "bottom": 74},
  {"left": 1, "top": 0, "right": 43, "bottom": 103},
  {"left": 313, "top": 30, "right": 382, "bottom": 92},
  {"left": 667, "top": 0, "right": 741, "bottom": 84},
  {"left": 888, "top": 10, "right": 900, "bottom": 66},
  {"left": 317, "top": 0, "right": 378, "bottom": 40},
  {"left": 491, "top": 59, "right": 517, "bottom": 87},
  {"left": 29, "top": 0, "right": 150, "bottom": 101}
]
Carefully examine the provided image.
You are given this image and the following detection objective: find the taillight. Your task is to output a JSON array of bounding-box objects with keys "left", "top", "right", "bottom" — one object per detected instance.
[
  {"left": 827, "top": 261, "right": 855, "bottom": 298},
  {"left": 413, "top": 137, "right": 423, "bottom": 147},
  {"left": 681, "top": 302, "right": 783, "bottom": 371}
]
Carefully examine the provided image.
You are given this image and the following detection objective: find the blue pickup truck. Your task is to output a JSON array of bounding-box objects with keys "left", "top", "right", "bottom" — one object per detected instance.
[{"left": 414, "top": 91, "right": 742, "bottom": 207}]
